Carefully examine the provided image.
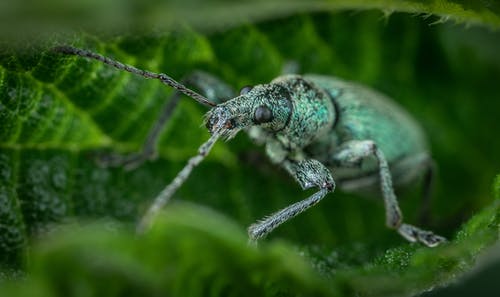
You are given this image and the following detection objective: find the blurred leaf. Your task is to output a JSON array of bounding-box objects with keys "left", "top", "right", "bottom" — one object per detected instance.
[
  {"left": 419, "top": 242, "right": 500, "bottom": 297},
  {"left": 2, "top": 0, "right": 500, "bottom": 42},
  {"left": 1, "top": 5, "right": 500, "bottom": 297},
  {"left": 0, "top": 201, "right": 498, "bottom": 297}
]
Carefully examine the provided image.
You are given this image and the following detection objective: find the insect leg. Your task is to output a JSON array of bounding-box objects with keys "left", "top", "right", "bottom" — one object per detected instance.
[
  {"left": 333, "top": 140, "right": 446, "bottom": 247},
  {"left": 98, "top": 89, "right": 183, "bottom": 170},
  {"left": 419, "top": 160, "right": 436, "bottom": 225},
  {"left": 248, "top": 159, "right": 335, "bottom": 242},
  {"left": 97, "top": 71, "right": 236, "bottom": 170},
  {"left": 137, "top": 130, "right": 222, "bottom": 233},
  {"left": 381, "top": 152, "right": 436, "bottom": 225}
]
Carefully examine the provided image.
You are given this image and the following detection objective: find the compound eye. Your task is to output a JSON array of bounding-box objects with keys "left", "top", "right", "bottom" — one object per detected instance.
[
  {"left": 254, "top": 105, "right": 273, "bottom": 124},
  {"left": 239, "top": 85, "right": 253, "bottom": 95}
]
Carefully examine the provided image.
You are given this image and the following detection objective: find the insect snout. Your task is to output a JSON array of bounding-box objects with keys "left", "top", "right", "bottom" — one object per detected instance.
[{"left": 205, "top": 106, "right": 235, "bottom": 134}]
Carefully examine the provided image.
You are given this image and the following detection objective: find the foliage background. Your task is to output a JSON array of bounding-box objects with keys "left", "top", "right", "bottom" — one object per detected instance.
[{"left": 0, "top": 1, "right": 499, "bottom": 296}]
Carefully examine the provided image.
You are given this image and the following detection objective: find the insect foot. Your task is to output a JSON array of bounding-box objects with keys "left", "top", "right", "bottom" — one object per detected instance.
[{"left": 398, "top": 224, "right": 447, "bottom": 247}]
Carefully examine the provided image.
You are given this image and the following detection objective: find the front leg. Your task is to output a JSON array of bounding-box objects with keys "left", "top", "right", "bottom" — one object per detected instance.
[
  {"left": 333, "top": 140, "right": 446, "bottom": 247},
  {"left": 248, "top": 159, "right": 335, "bottom": 242}
]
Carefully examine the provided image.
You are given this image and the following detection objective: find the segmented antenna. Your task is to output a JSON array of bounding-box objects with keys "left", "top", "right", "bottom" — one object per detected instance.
[
  {"left": 53, "top": 45, "right": 216, "bottom": 107},
  {"left": 137, "top": 130, "right": 221, "bottom": 233}
]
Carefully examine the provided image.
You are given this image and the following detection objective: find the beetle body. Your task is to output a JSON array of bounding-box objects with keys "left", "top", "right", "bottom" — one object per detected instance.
[
  {"left": 210, "top": 74, "right": 429, "bottom": 193},
  {"left": 298, "top": 75, "right": 430, "bottom": 192},
  {"left": 56, "top": 46, "right": 445, "bottom": 246},
  {"left": 206, "top": 74, "right": 443, "bottom": 246}
]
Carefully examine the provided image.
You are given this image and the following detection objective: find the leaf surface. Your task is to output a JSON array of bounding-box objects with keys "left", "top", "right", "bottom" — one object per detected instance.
[{"left": 1, "top": 7, "right": 500, "bottom": 297}]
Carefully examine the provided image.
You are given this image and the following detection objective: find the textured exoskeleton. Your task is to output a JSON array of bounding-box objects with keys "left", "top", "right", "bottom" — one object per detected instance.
[
  {"left": 205, "top": 74, "right": 444, "bottom": 247},
  {"left": 55, "top": 46, "right": 445, "bottom": 247}
]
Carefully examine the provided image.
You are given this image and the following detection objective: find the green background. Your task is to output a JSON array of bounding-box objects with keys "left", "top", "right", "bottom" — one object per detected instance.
[{"left": 0, "top": 1, "right": 499, "bottom": 296}]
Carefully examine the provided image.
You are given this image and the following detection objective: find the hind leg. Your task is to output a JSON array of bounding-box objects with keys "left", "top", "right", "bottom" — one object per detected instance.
[
  {"left": 333, "top": 140, "right": 446, "bottom": 247},
  {"left": 388, "top": 153, "right": 436, "bottom": 225}
]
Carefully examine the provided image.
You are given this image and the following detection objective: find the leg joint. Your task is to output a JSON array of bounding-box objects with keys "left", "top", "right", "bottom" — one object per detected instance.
[{"left": 322, "top": 180, "right": 335, "bottom": 192}]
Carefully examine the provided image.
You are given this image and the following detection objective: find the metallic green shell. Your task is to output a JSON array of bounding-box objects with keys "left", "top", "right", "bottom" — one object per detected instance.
[{"left": 304, "top": 75, "right": 428, "bottom": 165}]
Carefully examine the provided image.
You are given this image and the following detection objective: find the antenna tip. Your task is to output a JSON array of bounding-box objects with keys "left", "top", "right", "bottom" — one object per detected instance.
[{"left": 52, "top": 45, "right": 79, "bottom": 55}]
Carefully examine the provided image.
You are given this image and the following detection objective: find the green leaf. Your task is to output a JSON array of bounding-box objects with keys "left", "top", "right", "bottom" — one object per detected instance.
[
  {"left": 419, "top": 242, "right": 500, "bottom": 297},
  {"left": 0, "top": 201, "right": 498, "bottom": 297},
  {"left": 1, "top": 7, "right": 500, "bottom": 297},
  {"left": 2, "top": 0, "right": 500, "bottom": 41}
]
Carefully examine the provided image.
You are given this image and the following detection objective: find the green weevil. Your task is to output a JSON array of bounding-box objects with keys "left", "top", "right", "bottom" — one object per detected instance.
[{"left": 54, "top": 46, "right": 446, "bottom": 247}]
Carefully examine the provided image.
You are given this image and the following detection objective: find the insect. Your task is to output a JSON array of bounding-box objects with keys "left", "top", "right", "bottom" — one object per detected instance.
[{"left": 54, "top": 45, "right": 446, "bottom": 247}]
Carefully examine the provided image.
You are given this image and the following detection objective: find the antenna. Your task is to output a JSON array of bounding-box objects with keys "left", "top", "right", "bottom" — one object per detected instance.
[{"left": 53, "top": 45, "right": 217, "bottom": 107}]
